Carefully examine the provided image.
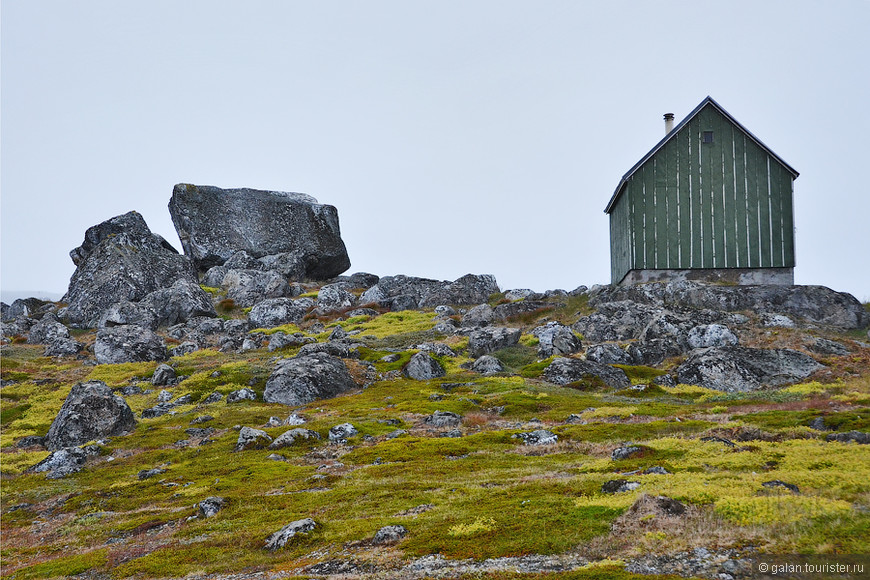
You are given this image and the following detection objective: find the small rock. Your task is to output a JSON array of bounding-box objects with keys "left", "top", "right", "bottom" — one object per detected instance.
[
  {"left": 328, "top": 423, "right": 358, "bottom": 442},
  {"left": 403, "top": 352, "right": 446, "bottom": 381},
  {"left": 227, "top": 388, "right": 257, "bottom": 403},
  {"left": 440, "top": 429, "right": 462, "bottom": 438},
  {"left": 602, "top": 479, "right": 641, "bottom": 493},
  {"left": 158, "top": 389, "right": 173, "bottom": 403},
  {"left": 643, "top": 466, "right": 670, "bottom": 475},
  {"left": 197, "top": 496, "right": 226, "bottom": 518},
  {"left": 826, "top": 431, "right": 870, "bottom": 444},
  {"left": 373, "top": 525, "right": 408, "bottom": 545},
  {"left": 284, "top": 413, "right": 306, "bottom": 426},
  {"left": 513, "top": 430, "right": 558, "bottom": 446},
  {"left": 138, "top": 468, "right": 167, "bottom": 480},
  {"left": 264, "top": 518, "right": 318, "bottom": 551},
  {"left": 269, "top": 428, "right": 321, "bottom": 449},
  {"left": 471, "top": 355, "right": 505, "bottom": 376},
  {"left": 611, "top": 445, "right": 643, "bottom": 461},
  {"left": 201, "top": 392, "right": 223, "bottom": 404},
  {"left": 424, "top": 411, "right": 461, "bottom": 428},
  {"left": 151, "top": 364, "right": 177, "bottom": 386},
  {"left": 762, "top": 480, "right": 800, "bottom": 494},
  {"left": 234, "top": 427, "right": 272, "bottom": 452}
]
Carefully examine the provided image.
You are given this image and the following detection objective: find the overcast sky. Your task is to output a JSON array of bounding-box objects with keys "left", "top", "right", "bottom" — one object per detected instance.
[{"left": 2, "top": 1, "right": 869, "bottom": 302}]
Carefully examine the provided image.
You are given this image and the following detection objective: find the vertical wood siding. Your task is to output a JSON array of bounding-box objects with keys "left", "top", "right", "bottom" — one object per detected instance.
[{"left": 610, "top": 104, "right": 795, "bottom": 283}]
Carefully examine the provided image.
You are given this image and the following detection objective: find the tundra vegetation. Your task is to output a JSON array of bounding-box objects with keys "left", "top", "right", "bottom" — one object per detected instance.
[{"left": 2, "top": 284, "right": 869, "bottom": 580}]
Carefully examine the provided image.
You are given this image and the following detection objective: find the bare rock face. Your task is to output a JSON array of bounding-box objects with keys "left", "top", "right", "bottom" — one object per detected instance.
[
  {"left": 264, "top": 352, "right": 359, "bottom": 406},
  {"left": 543, "top": 357, "right": 631, "bottom": 389},
  {"left": 676, "top": 346, "right": 823, "bottom": 392},
  {"left": 64, "top": 211, "right": 211, "bottom": 327},
  {"left": 45, "top": 381, "right": 137, "bottom": 451},
  {"left": 168, "top": 184, "right": 350, "bottom": 279}
]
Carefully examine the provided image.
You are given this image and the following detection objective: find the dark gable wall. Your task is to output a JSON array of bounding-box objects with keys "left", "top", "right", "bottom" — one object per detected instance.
[{"left": 610, "top": 104, "right": 795, "bottom": 284}]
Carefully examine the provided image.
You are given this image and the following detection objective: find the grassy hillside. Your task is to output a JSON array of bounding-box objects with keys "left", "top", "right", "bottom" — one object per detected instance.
[{"left": 2, "top": 292, "right": 869, "bottom": 579}]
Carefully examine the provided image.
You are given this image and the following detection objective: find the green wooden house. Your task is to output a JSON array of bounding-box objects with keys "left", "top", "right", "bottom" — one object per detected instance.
[{"left": 605, "top": 96, "right": 799, "bottom": 285}]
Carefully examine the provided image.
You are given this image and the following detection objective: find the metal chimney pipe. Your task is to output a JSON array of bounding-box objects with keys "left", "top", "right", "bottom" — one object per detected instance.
[{"left": 664, "top": 113, "right": 675, "bottom": 135}]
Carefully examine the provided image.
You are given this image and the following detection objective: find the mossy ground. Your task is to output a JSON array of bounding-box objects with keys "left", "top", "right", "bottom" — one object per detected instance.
[{"left": 2, "top": 301, "right": 869, "bottom": 579}]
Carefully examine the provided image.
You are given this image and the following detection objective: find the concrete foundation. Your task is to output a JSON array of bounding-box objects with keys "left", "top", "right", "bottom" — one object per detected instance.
[{"left": 619, "top": 267, "right": 794, "bottom": 286}]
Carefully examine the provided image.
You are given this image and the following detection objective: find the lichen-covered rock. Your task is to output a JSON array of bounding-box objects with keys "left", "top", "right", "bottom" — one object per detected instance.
[
  {"left": 543, "top": 357, "right": 631, "bottom": 389},
  {"left": 30, "top": 445, "right": 99, "bottom": 479},
  {"left": 471, "top": 355, "right": 505, "bottom": 376},
  {"left": 64, "top": 211, "right": 206, "bottom": 327},
  {"left": 269, "top": 428, "right": 321, "bottom": 449},
  {"left": 264, "top": 518, "right": 318, "bottom": 551},
  {"left": 602, "top": 479, "right": 641, "bottom": 494},
  {"left": 417, "top": 274, "right": 500, "bottom": 308},
  {"left": 168, "top": 184, "right": 350, "bottom": 279},
  {"left": 45, "top": 381, "right": 137, "bottom": 451},
  {"left": 572, "top": 301, "right": 660, "bottom": 342},
  {"left": 676, "top": 346, "right": 823, "bottom": 392},
  {"left": 316, "top": 284, "right": 355, "bottom": 312},
  {"left": 585, "top": 343, "right": 634, "bottom": 365},
  {"left": 44, "top": 336, "right": 83, "bottom": 357},
  {"left": 423, "top": 411, "right": 461, "bottom": 428},
  {"left": 461, "top": 304, "right": 494, "bottom": 328},
  {"left": 248, "top": 297, "right": 312, "bottom": 329},
  {"left": 403, "top": 352, "right": 446, "bottom": 380},
  {"left": 94, "top": 324, "right": 167, "bottom": 364},
  {"left": 137, "top": 279, "right": 217, "bottom": 327},
  {"left": 360, "top": 274, "right": 498, "bottom": 310},
  {"left": 221, "top": 269, "right": 292, "bottom": 308},
  {"left": 373, "top": 525, "right": 408, "bottom": 545},
  {"left": 234, "top": 426, "right": 272, "bottom": 452},
  {"left": 151, "top": 364, "right": 177, "bottom": 386},
  {"left": 264, "top": 353, "right": 358, "bottom": 406},
  {"left": 467, "top": 327, "right": 521, "bottom": 357},
  {"left": 513, "top": 430, "right": 557, "bottom": 446},
  {"left": 686, "top": 324, "right": 738, "bottom": 349},
  {"left": 328, "top": 423, "right": 358, "bottom": 442},
  {"left": 198, "top": 497, "right": 226, "bottom": 518},
  {"left": 27, "top": 316, "right": 69, "bottom": 345},
  {"left": 531, "top": 322, "right": 582, "bottom": 357}
]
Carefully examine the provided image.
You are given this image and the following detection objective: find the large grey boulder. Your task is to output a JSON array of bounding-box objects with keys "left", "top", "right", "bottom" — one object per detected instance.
[
  {"left": 543, "top": 357, "right": 631, "bottom": 389},
  {"left": 316, "top": 284, "right": 356, "bottom": 313},
  {"left": 249, "top": 298, "right": 310, "bottom": 328},
  {"left": 94, "top": 324, "right": 167, "bottom": 364},
  {"left": 403, "top": 352, "right": 446, "bottom": 380},
  {"left": 676, "top": 346, "right": 823, "bottom": 392},
  {"left": 264, "top": 352, "right": 358, "bottom": 406},
  {"left": 168, "top": 184, "right": 350, "bottom": 279},
  {"left": 467, "top": 327, "right": 522, "bottom": 357},
  {"left": 137, "top": 279, "right": 217, "bottom": 327},
  {"left": 64, "top": 211, "right": 207, "bottom": 327},
  {"left": 45, "top": 381, "right": 137, "bottom": 451},
  {"left": 27, "top": 316, "right": 69, "bottom": 345}
]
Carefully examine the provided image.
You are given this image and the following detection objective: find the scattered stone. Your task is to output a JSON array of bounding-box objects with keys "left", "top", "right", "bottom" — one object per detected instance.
[
  {"left": 138, "top": 468, "right": 167, "bottom": 480},
  {"left": 762, "top": 480, "right": 800, "bottom": 494},
  {"left": 373, "top": 525, "right": 408, "bottom": 545},
  {"left": 701, "top": 436, "right": 736, "bottom": 447},
  {"left": 513, "top": 430, "right": 557, "bottom": 446},
  {"left": 317, "top": 284, "right": 356, "bottom": 312},
  {"left": 543, "top": 357, "right": 631, "bottom": 389},
  {"left": 643, "top": 466, "right": 670, "bottom": 475},
  {"left": 45, "top": 381, "right": 137, "bottom": 451},
  {"left": 15, "top": 435, "right": 46, "bottom": 449},
  {"left": 197, "top": 496, "right": 226, "bottom": 518},
  {"left": 226, "top": 388, "right": 257, "bottom": 404},
  {"left": 424, "top": 411, "right": 461, "bottom": 428},
  {"left": 467, "top": 326, "right": 521, "bottom": 357},
  {"left": 328, "top": 423, "right": 358, "bottom": 442},
  {"left": 151, "top": 364, "right": 176, "bottom": 386},
  {"left": 284, "top": 413, "right": 306, "bottom": 426},
  {"left": 264, "top": 517, "right": 318, "bottom": 551},
  {"left": 387, "top": 429, "right": 408, "bottom": 439},
  {"left": 269, "top": 428, "right": 321, "bottom": 449},
  {"left": 403, "top": 352, "right": 446, "bottom": 380},
  {"left": 169, "top": 184, "right": 350, "bottom": 279},
  {"left": 201, "top": 392, "right": 223, "bottom": 404},
  {"left": 30, "top": 446, "right": 98, "bottom": 479},
  {"left": 380, "top": 353, "right": 402, "bottom": 363},
  {"left": 94, "top": 324, "right": 167, "bottom": 364},
  {"left": 185, "top": 427, "right": 215, "bottom": 439},
  {"left": 826, "top": 431, "right": 870, "bottom": 444},
  {"left": 471, "top": 355, "right": 505, "bottom": 376},
  {"left": 601, "top": 479, "right": 641, "bottom": 493},
  {"left": 611, "top": 445, "right": 643, "bottom": 461},
  {"left": 264, "top": 353, "right": 359, "bottom": 406},
  {"left": 234, "top": 427, "right": 273, "bottom": 452},
  {"left": 441, "top": 428, "right": 463, "bottom": 438}
]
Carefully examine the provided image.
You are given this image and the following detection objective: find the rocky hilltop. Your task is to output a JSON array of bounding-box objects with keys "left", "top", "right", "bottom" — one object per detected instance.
[{"left": 2, "top": 185, "right": 869, "bottom": 580}]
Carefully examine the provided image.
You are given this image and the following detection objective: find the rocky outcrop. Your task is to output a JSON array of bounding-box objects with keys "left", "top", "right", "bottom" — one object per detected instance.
[
  {"left": 676, "top": 346, "right": 823, "bottom": 392},
  {"left": 94, "top": 325, "right": 167, "bottom": 364},
  {"left": 263, "top": 353, "right": 358, "bottom": 406},
  {"left": 64, "top": 211, "right": 210, "bottom": 327},
  {"left": 543, "top": 357, "right": 631, "bottom": 389},
  {"left": 45, "top": 381, "right": 137, "bottom": 450},
  {"left": 360, "top": 274, "right": 499, "bottom": 310},
  {"left": 590, "top": 280, "right": 869, "bottom": 330},
  {"left": 531, "top": 322, "right": 582, "bottom": 357},
  {"left": 168, "top": 184, "right": 350, "bottom": 279},
  {"left": 471, "top": 355, "right": 505, "bottom": 376}
]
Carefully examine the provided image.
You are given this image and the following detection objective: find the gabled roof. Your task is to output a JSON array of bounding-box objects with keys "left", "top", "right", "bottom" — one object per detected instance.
[{"left": 604, "top": 96, "right": 799, "bottom": 214}]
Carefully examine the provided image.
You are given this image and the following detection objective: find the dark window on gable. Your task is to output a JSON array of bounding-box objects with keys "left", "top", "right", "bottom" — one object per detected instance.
[{"left": 702, "top": 131, "right": 714, "bottom": 144}]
